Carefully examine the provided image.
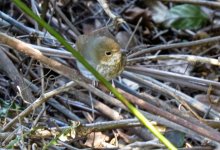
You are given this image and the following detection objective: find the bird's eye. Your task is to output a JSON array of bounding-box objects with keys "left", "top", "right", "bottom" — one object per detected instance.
[{"left": 105, "top": 51, "right": 112, "bottom": 56}]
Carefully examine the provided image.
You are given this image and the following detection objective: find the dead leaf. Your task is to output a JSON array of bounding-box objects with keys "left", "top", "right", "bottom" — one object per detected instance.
[
  {"left": 84, "top": 132, "right": 110, "bottom": 148},
  {"left": 124, "top": 7, "right": 151, "bottom": 25}
]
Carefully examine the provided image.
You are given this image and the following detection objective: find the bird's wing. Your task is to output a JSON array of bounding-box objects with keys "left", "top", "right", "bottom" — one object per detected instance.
[
  {"left": 76, "top": 34, "right": 97, "bottom": 66},
  {"left": 76, "top": 34, "right": 89, "bottom": 52},
  {"left": 89, "top": 27, "right": 117, "bottom": 41}
]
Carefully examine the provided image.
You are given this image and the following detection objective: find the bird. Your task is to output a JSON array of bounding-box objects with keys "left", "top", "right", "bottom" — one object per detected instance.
[{"left": 76, "top": 27, "right": 126, "bottom": 81}]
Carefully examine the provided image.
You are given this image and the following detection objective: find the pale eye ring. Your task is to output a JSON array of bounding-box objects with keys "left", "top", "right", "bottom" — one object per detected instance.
[{"left": 105, "top": 51, "right": 112, "bottom": 56}]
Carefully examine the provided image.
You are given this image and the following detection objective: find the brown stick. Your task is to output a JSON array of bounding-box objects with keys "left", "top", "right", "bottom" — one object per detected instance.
[
  {"left": 0, "top": 32, "right": 125, "bottom": 110},
  {"left": 2, "top": 81, "right": 76, "bottom": 131},
  {"left": 128, "top": 36, "right": 220, "bottom": 58},
  {"left": 0, "top": 33, "right": 86, "bottom": 82},
  {"left": 0, "top": 50, "right": 34, "bottom": 102},
  {"left": 118, "top": 88, "right": 220, "bottom": 143}
]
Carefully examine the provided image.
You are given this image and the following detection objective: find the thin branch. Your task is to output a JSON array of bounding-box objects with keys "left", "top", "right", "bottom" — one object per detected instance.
[
  {"left": 128, "top": 36, "right": 220, "bottom": 58},
  {"left": 0, "top": 31, "right": 126, "bottom": 117},
  {"left": 54, "top": 3, "right": 81, "bottom": 36},
  {"left": 125, "top": 66, "right": 220, "bottom": 88},
  {"left": 117, "top": 86, "right": 220, "bottom": 143},
  {"left": 122, "top": 71, "right": 220, "bottom": 119},
  {"left": 2, "top": 81, "right": 76, "bottom": 131},
  {"left": 128, "top": 55, "right": 220, "bottom": 66},
  {"left": 97, "top": 0, "right": 125, "bottom": 24},
  {"left": 0, "top": 49, "right": 34, "bottom": 102}
]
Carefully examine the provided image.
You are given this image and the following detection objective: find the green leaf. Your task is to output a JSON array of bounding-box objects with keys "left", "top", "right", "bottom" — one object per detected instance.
[
  {"left": 0, "top": 99, "right": 21, "bottom": 117},
  {"left": 0, "top": 99, "right": 11, "bottom": 117},
  {"left": 165, "top": 4, "right": 209, "bottom": 30},
  {"left": 6, "top": 136, "right": 21, "bottom": 149}
]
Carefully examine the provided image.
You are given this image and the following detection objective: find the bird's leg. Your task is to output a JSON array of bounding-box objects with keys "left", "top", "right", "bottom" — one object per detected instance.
[
  {"left": 111, "top": 79, "right": 115, "bottom": 88},
  {"left": 108, "top": 79, "right": 115, "bottom": 96},
  {"left": 92, "top": 80, "right": 97, "bottom": 87}
]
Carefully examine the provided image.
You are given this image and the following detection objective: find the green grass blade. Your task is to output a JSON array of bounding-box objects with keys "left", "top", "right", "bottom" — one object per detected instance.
[{"left": 12, "top": 1, "right": 177, "bottom": 149}]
